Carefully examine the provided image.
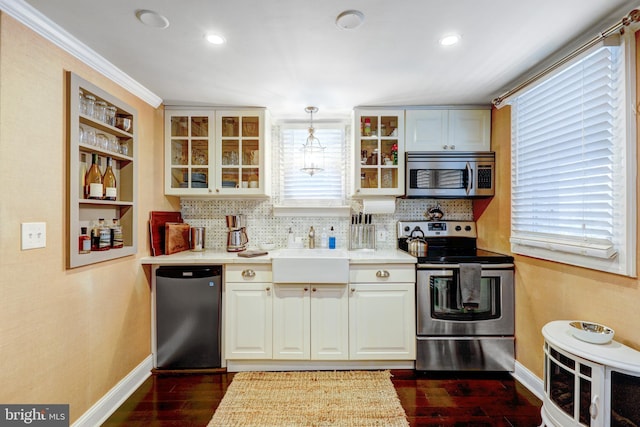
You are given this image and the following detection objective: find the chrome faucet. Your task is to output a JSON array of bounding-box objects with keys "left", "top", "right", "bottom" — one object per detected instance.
[{"left": 308, "top": 226, "right": 315, "bottom": 249}]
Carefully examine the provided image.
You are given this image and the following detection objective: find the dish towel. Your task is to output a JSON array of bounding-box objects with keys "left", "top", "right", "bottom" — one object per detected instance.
[{"left": 459, "top": 263, "right": 482, "bottom": 308}]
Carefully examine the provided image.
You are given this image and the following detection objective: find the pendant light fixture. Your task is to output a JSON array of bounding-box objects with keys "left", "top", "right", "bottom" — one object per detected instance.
[{"left": 301, "top": 106, "right": 325, "bottom": 176}]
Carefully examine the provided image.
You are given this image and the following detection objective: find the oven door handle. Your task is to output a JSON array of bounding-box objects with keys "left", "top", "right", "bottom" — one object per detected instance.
[{"left": 465, "top": 162, "right": 473, "bottom": 194}]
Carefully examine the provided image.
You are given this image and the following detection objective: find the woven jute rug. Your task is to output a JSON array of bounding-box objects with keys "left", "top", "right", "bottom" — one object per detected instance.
[{"left": 208, "top": 370, "right": 409, "bottom": 426}]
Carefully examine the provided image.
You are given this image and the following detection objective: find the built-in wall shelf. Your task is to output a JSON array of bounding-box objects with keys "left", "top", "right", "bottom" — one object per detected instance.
[{"left": 66, "top": 72, "right": 138, "bottom": 268}]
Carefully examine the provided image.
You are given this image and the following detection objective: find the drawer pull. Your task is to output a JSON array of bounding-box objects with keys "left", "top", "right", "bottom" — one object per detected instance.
[
  {"left": 376, "top": 270, "right": 390, "bottom": 278},
  {"left": 242, "top": 269, "right": 256, "bottom": 278}
]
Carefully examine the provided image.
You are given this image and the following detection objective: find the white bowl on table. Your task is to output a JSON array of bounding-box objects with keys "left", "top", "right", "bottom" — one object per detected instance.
[{"left": 569, "top": 321, "right": 615, "bottom": 344}]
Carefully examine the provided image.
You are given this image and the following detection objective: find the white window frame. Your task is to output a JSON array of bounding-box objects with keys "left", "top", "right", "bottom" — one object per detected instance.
[
  {"left": 272, "top": 120, "right": 352, "bottom": 217},
  {"left": 508, "top": 31, "right": 637, "bottom": 277}
]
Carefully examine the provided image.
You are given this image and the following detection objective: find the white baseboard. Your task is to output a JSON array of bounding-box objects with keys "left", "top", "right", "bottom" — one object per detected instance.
[
  {"left": 226, "top": 360, "right": 415, "bottom": 372},
  {"left": 72, "top": 355, "right": 153, "bottom": 427},
  {"left": 511, "top": 360, "right": 544, "bottom": 401}
]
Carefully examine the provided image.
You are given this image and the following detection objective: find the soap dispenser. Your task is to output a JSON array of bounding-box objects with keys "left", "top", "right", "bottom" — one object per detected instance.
[
  {"left": 328, "top": 226, "right": 336, "bottom": 249},
  {"left": 287, "top": 227, "right": 295, "bottom": 248}
]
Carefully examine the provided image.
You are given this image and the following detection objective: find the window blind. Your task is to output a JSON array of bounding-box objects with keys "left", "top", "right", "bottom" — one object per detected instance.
[
  {"left": 510, "top": 45, "right": 623, "bottom": 260},
  {"left": 280, "top": 126, "right": 346, "bottom": 203}
]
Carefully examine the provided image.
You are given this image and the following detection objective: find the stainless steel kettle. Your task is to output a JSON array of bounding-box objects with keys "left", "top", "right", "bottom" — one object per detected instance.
[{"left": 407, "top": 228, "right": 428, "bottom": 257}]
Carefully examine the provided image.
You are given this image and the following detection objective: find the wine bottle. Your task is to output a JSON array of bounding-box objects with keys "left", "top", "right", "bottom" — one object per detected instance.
[
  {"left": 102, "top": 157, "right": 117, "bottom": 201},
  {"left": 85, "top": 153, "right": 103, "bottom": 199}
]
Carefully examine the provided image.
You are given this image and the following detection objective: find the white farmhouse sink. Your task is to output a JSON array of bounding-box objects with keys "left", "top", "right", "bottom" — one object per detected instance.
[{"left": 272, "top": 249, "right": 349, "bottom": 283}]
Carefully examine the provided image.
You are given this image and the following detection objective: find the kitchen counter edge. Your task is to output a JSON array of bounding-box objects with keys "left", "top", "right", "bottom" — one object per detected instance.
[{"left": 140, "top": 249, "right": 416, "bottom": 265}]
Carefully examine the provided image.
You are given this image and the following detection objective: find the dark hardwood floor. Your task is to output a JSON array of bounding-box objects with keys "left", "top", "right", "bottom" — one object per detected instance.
[{"left": 102, "top": 370, "right": 542, "bottom": 427}]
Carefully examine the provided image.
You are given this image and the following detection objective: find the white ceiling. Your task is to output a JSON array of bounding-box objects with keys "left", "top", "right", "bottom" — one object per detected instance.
[{"left": 20, "top": 0, "right": 640, "bottom": 118}]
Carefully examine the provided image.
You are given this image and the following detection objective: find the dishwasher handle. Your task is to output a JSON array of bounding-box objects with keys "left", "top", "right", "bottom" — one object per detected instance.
[{"left": 156, "top": 265, "right": 222, "bottom": 279}]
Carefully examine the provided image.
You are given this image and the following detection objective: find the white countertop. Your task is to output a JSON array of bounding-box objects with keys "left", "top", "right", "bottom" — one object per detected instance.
[{"left": 140, "top": 248, "right": 416, "bottom": 265}]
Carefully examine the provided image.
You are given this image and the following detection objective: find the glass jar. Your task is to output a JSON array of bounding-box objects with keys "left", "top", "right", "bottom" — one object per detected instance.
[
  {"left": 119, "top": 141, "right": 129, "bottom": 156},
  {"left": 105, "top": 106, "right": 117, "bottom": 126},
  {"left": 83, "top": 94, "right": 96, "bottom": 117},
  {"left": 84, "top": 128, "right": 96, "bottom": 146},
  {"left": 108, "top": 135, "right": 119, "bottom": 152},
  {"left": 94, "top": 101, "right": 107, "bottom": 123},
  {"left": 96, "top": 133, "right": 109, "bottom": 150},
  {"left": 79, "top": 90, "right": 86, "bottom": 115}
]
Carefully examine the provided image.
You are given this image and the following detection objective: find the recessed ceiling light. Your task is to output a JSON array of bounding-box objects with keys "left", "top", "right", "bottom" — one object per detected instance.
[
  {"left": 135, "top": 9, "right": 169, "bottom": 29},
  {"left": 205, "top": 33, "right": 226, "bottom": 45},
  {"left": 336, "top": 10, "right": 365, "bottom": 30},
  {"left": 439, "top": 34, "right": 461, "bottom": 46}
]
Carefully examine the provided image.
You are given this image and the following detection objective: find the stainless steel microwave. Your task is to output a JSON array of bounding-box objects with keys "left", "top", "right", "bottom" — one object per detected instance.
[{"left": 405, "top": 151, "right": 495, "bottom": 198}]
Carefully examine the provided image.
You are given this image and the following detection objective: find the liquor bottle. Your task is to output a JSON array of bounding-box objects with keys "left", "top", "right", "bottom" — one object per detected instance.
[
  {"left": 91, "top": 220, "right": 100, "bottom": 251},
  {"left": 110, "top": 219, "right": 124, "bottom": 249},
  {"left": 85, "top": 153, "right": 103, "bottom": 199},
  {"left": 97, "top": 218, "right": 110, "bottom": 251},
  {"left": 78, "top": 227, "right": 91, "bottom": 254},
  {"left": 102, "top": 157, "right": 117, "bottom": 201}
]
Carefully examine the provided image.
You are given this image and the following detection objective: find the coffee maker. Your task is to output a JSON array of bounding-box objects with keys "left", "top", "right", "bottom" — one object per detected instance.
[{"left": 226, "top": 215, "right": 248, "bottom": 252}]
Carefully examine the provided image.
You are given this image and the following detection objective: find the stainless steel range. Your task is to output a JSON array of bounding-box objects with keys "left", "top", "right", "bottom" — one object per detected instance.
[{"left": 398, "top": 220, "right": 515, "bottom": 371}]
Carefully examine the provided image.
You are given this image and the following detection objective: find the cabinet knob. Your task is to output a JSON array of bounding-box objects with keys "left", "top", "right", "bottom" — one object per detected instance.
[
  {"left": 241, "top": 269, "right": 256, "bottom": 278},
  {"left": 312, "top": 287, "right": 317, "bottom": 292},
  {"left": 208, "top": 188, "right": 213, "bottom": 193},
  {"left": 265, "top": 287, "right": 271, "bottom": 292},
  {"left": 351, "top": 288, "right": 356, "bottom": 292},
  {"left": 376, "top": 270, "right": 390, "bottom": 278},
  {"left": 216, "top": 188, "right": 220, "bottom": 193},
  {"left": 443, "top": 145, "right": 448, "bottom": 149},
  {"left": 450, "top": 145, "right": 455, "bottom": 150},
  {"left": 304, "top": 287, "right": 309, "bottom": 292}
]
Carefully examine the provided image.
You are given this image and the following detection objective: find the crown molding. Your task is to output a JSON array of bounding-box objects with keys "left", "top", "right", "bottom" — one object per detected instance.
[{"left": 0, "top": 0, "right": 163, "bottom": 108}]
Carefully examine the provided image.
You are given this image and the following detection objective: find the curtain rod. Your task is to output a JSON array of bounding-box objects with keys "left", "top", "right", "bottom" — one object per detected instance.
[{"left": 492, "top": 8, "right": 640, "bottom": 107}]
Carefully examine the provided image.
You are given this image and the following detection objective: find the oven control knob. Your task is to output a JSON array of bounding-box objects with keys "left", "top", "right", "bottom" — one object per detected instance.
[
  {"left": 455, "top": 225, "right": 462, "bottom": 231},
  {"left": 465, "top": 225, "right": 472, "bottom": 231}
]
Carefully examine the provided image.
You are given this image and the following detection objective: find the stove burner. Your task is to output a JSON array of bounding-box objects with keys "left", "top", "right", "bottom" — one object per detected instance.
[{"left": 397, "top": 220, "right": 513, "bottom": 264}]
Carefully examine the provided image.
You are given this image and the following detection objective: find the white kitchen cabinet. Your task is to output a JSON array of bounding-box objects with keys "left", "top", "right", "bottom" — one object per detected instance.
[
  {"left": 214, "top": 109, "right": 270, "bottom": 196},
  {"left": 353, "top": 109, "right": 405, "bottom": 197},
  {"left": 225, "top": 265, "right": 273, "bottom": 359},
  {"left": 349, "top": 265, "right": 416, "bottom": 360},
  {"left": 406, "top": 108, "right": 490, "bottom": 151},
  {"left": 164, "top": 108, "right": 269, "bottom": 197},
  {"left": 67, "top": 72, "right": 138, "bottom": 268},
  {"left": 273, "top": 284, "right": 349, "bottom": 360}
]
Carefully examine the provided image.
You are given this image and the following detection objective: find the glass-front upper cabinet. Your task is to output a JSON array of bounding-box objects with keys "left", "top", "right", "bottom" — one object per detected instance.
[
  {"left": 164, "top": 108, "right": 269, "bottom": 197},
  {"left": 215, "top": 109, "right": 269, "bottom": 196},
  {"left": 353, "top": 109, "right": 405, "bottom": 196},
  {"left": 165, "top": 110, "right": 215, "bottom": 196}
]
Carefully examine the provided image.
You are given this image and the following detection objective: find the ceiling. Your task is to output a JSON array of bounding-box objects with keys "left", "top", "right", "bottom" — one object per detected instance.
[{"left": 20, "top": 0, "right": 640, "bottom": 118}]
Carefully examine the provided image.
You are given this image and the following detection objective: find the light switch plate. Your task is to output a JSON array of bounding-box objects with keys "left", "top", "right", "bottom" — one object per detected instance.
[{"left": 21, "top": 222, "right": 46, "bottom": 250}]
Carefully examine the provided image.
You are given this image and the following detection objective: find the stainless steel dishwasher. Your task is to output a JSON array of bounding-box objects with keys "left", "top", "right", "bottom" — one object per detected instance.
[{"left": 154, "top": 265, "right": 222, "bottom": 369}]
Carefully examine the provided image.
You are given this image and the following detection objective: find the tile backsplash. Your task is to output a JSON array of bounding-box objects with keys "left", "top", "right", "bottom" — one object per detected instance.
[{"left": 180, "top": 198, "right": 473, "bottom": 251}]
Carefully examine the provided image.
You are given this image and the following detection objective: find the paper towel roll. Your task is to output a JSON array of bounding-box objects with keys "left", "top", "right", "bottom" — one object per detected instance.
[{"left": 362, "top": 198, "right": 396, "bottom": 214}]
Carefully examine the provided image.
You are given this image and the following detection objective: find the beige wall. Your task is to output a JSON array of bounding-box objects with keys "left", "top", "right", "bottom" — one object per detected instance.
[
  {"left": 476, "top": 31, "right": 640, "bottom": 379},
  {"left": 0, "top": 14, "right": 177, "bottom": 422}
]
